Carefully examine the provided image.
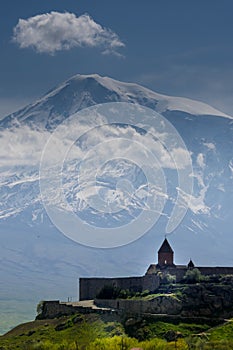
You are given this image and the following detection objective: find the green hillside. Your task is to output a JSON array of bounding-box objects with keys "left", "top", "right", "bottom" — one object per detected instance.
[{"left": 1, "top": 312, "right": 233, "bottom": 349}]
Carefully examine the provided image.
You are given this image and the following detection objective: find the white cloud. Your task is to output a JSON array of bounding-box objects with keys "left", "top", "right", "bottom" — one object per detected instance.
[
  {"left": 0, "top": 126, "right": 50, "bottom": 167},
  {"left": 177, "top": 159, "right": 210, "bottom": 215},
  {"left": 203, "top": 142, "right": 215, "bottom": 151},
  {"left": 177, "top": 185, "right": 210, "bottom": 215},
  {"left": 229, "top": 160, "right": 233, "bottom": 178},
  {"left": 12, "top": 11, "right": 125, "bottom": 55},
  {"left": 0, "top": 122, "right": 191, "bottom": 220},
  {"left": 197, "top": 153, "right": 205, "bottom": 168}
]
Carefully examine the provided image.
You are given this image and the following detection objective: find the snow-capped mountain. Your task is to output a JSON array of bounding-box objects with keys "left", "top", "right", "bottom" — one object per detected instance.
[
  {"left": 1, "top": 73, "right": 230, "bottom": 131},
  {"left": 0, "top": 74, "right": 233, "bottom": 333}
]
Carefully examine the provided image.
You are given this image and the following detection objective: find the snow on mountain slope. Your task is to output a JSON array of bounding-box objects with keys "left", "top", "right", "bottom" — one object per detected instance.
[
  {"left": 0, "top": 74, "right": 233, "bottom": 333},
  {"left": 0, "top": 74, "right": 230, "bottom": 131},
  {"left": 38, "top": 74, "right": 231, "bottom": 117},
  {"left": 82, "top": 74, "right": 230, "bottom": 117}
]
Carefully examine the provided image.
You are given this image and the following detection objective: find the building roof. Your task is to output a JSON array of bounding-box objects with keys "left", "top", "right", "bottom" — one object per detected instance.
[
  {"left": 188, "top": 259, "right": 195, "bottom": 268},
  {"left": 158, "top": 238, "right": 174, "bottom": 253}
]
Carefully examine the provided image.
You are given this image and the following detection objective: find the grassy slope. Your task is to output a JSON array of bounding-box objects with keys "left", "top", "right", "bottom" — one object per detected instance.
[
  {"left": 1, "top": 313, "right": 233, "bottom": 349},
  {"left": 0, "top": 314, "right": 125, "bottom": 349}
]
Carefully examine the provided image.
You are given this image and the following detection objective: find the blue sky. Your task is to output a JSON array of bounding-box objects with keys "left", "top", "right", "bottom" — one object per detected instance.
[{"left": 1, "top": 0, "right": 233, "bottom": 117}]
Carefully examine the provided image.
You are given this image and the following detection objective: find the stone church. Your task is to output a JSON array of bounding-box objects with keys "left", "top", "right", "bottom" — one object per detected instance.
[{"left": 79, "top": 238, "right": 233, "bottom": 300}]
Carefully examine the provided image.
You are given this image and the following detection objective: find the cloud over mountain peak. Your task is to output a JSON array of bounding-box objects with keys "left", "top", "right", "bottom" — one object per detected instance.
[{"left": 13, "top": 12, "right": 125, "bottom": 55}]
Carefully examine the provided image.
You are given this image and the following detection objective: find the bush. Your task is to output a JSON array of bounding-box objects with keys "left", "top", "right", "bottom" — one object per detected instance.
[
  {"left": 36, "top": 300, "right": 45, "bottom": 318},
  {"left": 96, "top": 286, "right": 149, "bottom": 299},
  {"left": 162, "top": 273, "right": 176, "bottom": 284},
  {"left": 96, "top": 285, "right": 121, "bottom": 299},
  {"left": 183, "top": 268, "right": 202, "bottom": 284}
]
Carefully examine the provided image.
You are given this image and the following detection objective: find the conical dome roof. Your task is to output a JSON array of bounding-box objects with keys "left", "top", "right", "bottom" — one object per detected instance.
[{"left": 158, "top": 238, "right": 174, "bottom": 253}]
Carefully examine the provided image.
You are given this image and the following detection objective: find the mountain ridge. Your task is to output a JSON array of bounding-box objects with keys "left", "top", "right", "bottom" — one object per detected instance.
[
  {"left": 42, "top": 73, "right": 231, "bottom": 118},
  {"left": 1, "top": 74, "right": 231, "bottom": 131}
]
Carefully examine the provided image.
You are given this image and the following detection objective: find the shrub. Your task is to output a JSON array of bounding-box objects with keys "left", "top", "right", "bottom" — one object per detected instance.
[
  {"left": 96, "top": 286, "right": 149, "bottom": 299},
  {"left": 96, "top": 285, "right": 121, "bottom": 299},
  {"left": 36, "top": 300, "right": 45, "bottom": 318},
  {"left": 162, "top": 273, "right": 176, "bottom": 284},
  {"left": 183, "top": 268, "right": 202, "bottom": 284}
]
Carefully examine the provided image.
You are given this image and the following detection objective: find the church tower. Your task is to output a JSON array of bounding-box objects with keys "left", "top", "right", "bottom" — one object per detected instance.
[{"left": 157, "top": 238, "right": 175, "bottom": 268}]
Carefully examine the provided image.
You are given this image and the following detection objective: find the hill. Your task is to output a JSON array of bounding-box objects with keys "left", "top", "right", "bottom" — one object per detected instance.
[{"left": 1, "top": 310, "right": 233, "bottom": 349}]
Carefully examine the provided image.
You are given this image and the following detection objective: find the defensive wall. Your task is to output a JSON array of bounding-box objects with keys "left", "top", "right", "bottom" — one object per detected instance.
[
  {"left": 80, "top": 266, "right": 233, "bottom": 300},
  {"left": 37, "top": 300, "right": 119, "bottom": 320},
  {"left": 79, "top": 274, "right": 160, "bottom": 301},
  {"left": 198, "top": 266, "right": 233, "bottom": 275},
  {"left": 94, "top": 296, "right": 181, "bottom": 315},
  {"left": 146, "top": 265, "right": 233, "bottom": 280}
]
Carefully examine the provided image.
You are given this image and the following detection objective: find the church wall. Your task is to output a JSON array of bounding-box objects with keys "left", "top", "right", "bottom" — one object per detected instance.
[{"left": 158, "top": 252, "right": 174, "bottom": 266}]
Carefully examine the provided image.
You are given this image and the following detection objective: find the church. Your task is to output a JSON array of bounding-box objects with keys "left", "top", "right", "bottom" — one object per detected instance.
[{"left": 79, "top": 238, "right": 233, "bottom": 300}]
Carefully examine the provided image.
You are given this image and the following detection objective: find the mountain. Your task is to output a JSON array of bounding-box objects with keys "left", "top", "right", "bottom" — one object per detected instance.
[
  {"left": 1, "top": 74, "right": 229, "bottom": 131},
  {"left": 0, "top": 74, "right": 233, "bottom": 333}
]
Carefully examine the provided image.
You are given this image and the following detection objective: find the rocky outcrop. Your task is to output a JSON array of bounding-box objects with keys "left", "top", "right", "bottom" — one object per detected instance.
[
  {"left": 96, "top": 278, "right": 233, "bottom": 319},
  {"left": 95, "top": 295, "right": 182, "bottom": 315},
  {"left": 180, "top": 282, "right": 233, "bottom": 318}
]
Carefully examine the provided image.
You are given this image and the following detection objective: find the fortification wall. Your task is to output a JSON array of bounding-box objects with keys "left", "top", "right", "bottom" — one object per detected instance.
[
  {"left": 37, "top": 300, "right": 117, "bottom": 319},
  {"left": 79, "top": 266, "right": 233, "bottom": 301},
  {"left": 159, "top": 267, "right": 187, "bottom": 282},
  {"left": 161, "top": 266, "right": 233, "bottom": 281},
  {"left": 146, "top": 265, "right": 187, "bottom": 282},
  {"left": 95, "top": 296, "right": 182, "bottom": 315},
  {"left": 146, "top": 265, "right": 233, "bottom": 282},
  {"left": 198, "top": 266, "right": 233, "bottom": 275},
  {"left": 37, "top": 301, "right": 92, "bottom": 319},
  {"left": 79, "top": 275, "right": 160, "bottom": 301}
]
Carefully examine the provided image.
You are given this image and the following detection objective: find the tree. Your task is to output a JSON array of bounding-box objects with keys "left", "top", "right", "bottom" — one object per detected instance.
[
  {"left": 96, "top": 285, "right": 121, "bottom": 299},
  {"left": 36, "top": 300, "right": 45, "bottom": 318},
  {"left": 183, "top": 268, "right": 202, "bottom": 284}
]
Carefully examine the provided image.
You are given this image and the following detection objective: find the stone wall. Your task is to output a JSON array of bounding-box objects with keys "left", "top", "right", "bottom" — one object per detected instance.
[
  {"left": 198, "top": 266, "right": 233, "bottom": 275},
  {"left": 146, "top": 265, "right": 187, "bottom": 282},
  {"left": 79, "top": 275, "right": 160, "bottom": 301},
  {"left": 158, "top": 252, "right": 174, "bottom": 267},
  {"left": 37, "top": 301, "right": 91, "bottom": 319},
  {"left": 79, "top": 265, "right": 233, "bottom": 301},
  {"left": 95, "top": 296, "right": 182, "bottom": 315},
  {"left": 159, "top": 267, "right": 187, "bottom": 282},
  {"left": 146, "top": 265, "right": 233, "bottom": 282},
  {"left": 37, "top": 300, "right": 117, "bottom": 319},
  {"left": 95, "top": 281, "right": 233, "bottom": 319}
]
